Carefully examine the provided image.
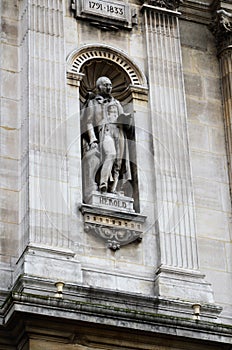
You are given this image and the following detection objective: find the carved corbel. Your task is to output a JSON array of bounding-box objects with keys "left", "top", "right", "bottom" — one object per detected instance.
[{"left": 81, "top": 204, "right": 146, "bottom": 251}]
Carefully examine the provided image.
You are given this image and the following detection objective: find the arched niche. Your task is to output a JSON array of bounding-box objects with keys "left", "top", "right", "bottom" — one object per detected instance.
[
  {"left": 66, "top": 44, "right": 148, "bottom": 215},
  {"left": 67, "top": 45, "right": 147, "bottom": 95}
]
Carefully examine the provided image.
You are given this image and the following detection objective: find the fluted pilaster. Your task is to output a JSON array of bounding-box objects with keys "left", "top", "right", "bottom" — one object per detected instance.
[
  {"left": 144, "top": 5, "right": 198, "bottom": 271},
  {"left": 14, "top": 0, "right": 82, "bottom": 288},
  {"left": 27, "top": 0, "right": 69, "bottom": 247},
  {"left": 142, "top": 1, "right": 217, "bottom": 307}
]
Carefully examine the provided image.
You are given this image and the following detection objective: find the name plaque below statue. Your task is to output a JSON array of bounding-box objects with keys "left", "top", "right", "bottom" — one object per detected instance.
[{"left": 89, "top": 191, "right": 135, "bottom": 213}]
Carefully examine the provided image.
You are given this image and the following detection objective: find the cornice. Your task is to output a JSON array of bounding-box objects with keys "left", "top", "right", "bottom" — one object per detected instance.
[
  {"left": 0, "top": 283, "right": 231, "bottom": 346},
  {"left": 179, "top": 0, "right": 212, "bottom": 24},
  {"left": 140, "top": 0, "right": 183, "bottom": 10}
]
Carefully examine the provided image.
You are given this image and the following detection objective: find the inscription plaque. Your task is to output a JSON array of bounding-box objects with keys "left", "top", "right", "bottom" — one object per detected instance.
[
  {"left": 72, "top": 0, "right": 135, "bottom": 30},
  {"left": 84, "top": 1, "right": 127, "bottom": 22},
  {"left": 89, "top": 191, "right": 135, "bottom": 213}
]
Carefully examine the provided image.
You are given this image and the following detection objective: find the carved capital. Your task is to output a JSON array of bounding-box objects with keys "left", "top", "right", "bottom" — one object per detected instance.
[
  {"left": 66, "top": 71, "right": 85, "bottom": 87},
  {"left": 211, "top": 9, "right": 232, "bottom": 53},
  {"left": 140, "top": 0, "right": 182, "bottom": 11}
]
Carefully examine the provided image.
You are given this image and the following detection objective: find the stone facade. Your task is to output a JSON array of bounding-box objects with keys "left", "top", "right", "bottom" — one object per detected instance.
[{"left": 0, "top": 0, "right": 232, "bottom": 349}]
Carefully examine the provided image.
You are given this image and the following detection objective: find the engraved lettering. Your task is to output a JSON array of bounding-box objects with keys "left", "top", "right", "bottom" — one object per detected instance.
[
  {"left": 96, "top": 3, "right": 103, "bottom": 10},
  {"left": 85, "top": 1, "right": 125, "bottom": 18},
  {"left": 99, "top": 196, "right": 128, "bottom": 209}
]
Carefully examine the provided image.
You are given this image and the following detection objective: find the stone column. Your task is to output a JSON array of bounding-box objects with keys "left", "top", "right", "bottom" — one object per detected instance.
[
  {"left": 141, "top": 0, "right": 219, "bottom": 315},
  {"left": 15, "top": 0, "right": 82, "bottom": 289},
  {"left": 212, "top": 6, "right": 232, "bottom": 199}
]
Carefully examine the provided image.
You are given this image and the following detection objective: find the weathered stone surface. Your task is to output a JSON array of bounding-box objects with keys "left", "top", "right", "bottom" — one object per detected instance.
[
  {"left": 196, "top": 207, "right": 230, "bottom": 240},
  {"left": 188, "top": 122, "right": 209, "bottom": 151},
  {"left": 186, "top": 97, "right": 223, "bottom": 127},
  {"left": 184, "top": 73, "right": 203, "bottom": 97},
  {"left": 180, "top": 20, "right": 216, "bottom": 53},
  {"left": 198, "top": 238, "right": 227, "bottom": 271},
  {"left": 191, "top": 151, "right": 228, "bottom": 182}
]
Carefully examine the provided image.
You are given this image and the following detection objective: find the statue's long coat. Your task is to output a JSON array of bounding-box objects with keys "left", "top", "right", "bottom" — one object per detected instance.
[{"left": 81, "top": 94, "right": 132, "bottom": 184}]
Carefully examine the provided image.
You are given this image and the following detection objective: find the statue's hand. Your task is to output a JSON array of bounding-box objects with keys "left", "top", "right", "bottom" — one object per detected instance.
[{"left": 90, "top": 141, "right": 98, "bottom": 150}]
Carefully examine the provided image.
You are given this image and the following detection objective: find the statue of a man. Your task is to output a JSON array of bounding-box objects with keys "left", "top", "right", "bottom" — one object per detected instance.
[{"left": 82, "top": 76, "right": 132, "bottom": 195}]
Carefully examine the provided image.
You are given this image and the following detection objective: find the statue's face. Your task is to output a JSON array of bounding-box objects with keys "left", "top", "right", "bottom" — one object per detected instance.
[{"left": 98, "top": 78, "right": 112, "bottom": 96}]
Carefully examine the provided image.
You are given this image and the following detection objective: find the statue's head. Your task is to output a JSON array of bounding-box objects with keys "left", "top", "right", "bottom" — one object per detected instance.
[{"left": 96, "top": 76, "right": 112, "bottom": 97}]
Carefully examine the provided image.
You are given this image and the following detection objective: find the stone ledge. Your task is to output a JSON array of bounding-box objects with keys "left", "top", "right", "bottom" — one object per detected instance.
[
  {"left": 81, "top": 203, "right": 146, "bottom": 222},
  {"left": 0, "top": 279, "right": 231, "bottom": 346}
]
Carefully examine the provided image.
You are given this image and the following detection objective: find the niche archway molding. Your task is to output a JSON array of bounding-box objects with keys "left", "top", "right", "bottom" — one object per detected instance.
[
  {"left": 66, "top": 44, "right": 148, "bottom": 102},
  {"left": 67, "top": 44, "right": 147, "bottom": 87}
]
